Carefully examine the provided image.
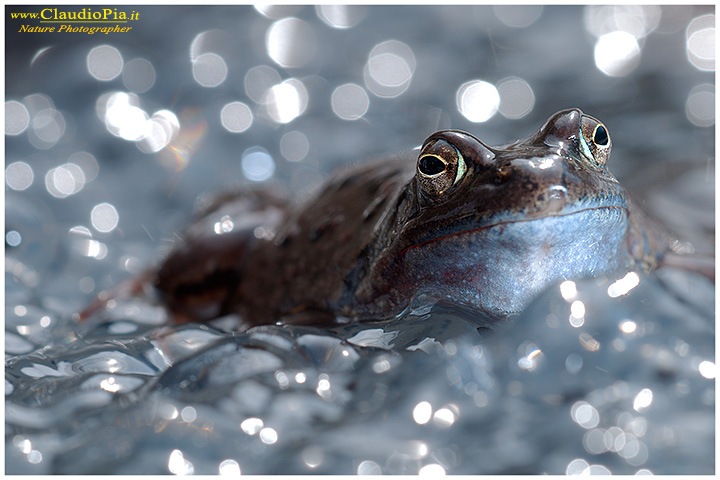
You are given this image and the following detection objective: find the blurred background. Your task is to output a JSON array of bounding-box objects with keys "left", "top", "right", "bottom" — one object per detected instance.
[{"left": 5, "top": 5, "right": 715, "bottom": 475}]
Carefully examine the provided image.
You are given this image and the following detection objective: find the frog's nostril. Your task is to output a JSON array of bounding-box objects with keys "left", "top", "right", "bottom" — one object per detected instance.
[
  {"left": 545, "top": 185, "right": 567, "bottom": 213},
  {"left": 494, "top": 165, "right": 511, "bottom": 184}
]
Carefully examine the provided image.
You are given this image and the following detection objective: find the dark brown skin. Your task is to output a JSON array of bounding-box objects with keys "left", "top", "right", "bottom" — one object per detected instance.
[{"left": 85, "top": 109, "right": 672, "bottom": 327}]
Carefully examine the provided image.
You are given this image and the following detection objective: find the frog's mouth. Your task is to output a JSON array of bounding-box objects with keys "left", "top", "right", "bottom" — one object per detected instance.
[{"left": 401, "top": 205, "right": 630, "bottom": 254}]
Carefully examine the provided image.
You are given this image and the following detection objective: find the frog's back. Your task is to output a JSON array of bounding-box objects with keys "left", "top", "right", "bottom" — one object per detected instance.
[
  {"left": 230, "top": 155, "right": 415, "bottom": 324},
  {"left": 153, "top": 154, "right": 414, "bottom": 325}
]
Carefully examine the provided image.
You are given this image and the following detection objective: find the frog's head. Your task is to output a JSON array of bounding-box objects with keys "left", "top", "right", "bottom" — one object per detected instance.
[
  {"left": 366, "top": 109, "right": 634, "bottom": 317},
  {"left": 412, "top": 108, "right": 619, "bottom": 229}
]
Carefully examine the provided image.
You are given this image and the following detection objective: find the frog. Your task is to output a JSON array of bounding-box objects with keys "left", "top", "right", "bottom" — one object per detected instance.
[{"left": 83, "top": 109, "right": 673, "bottom": 327}]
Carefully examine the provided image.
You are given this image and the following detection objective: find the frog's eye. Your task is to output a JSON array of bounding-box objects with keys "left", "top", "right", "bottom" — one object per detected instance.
[
  {"left": 416, "top": 139, "right": 467, "bottom": 196},
  {"left": 579, "top": 115, "right": 612, "bottom": 167}
]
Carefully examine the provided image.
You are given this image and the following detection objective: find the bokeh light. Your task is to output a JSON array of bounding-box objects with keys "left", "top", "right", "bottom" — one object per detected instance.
[
  {"left": 240, "top": 417, "right": 263, "bottom": 435},
  {"left": 254, "top": 5, "right": 301, "bottom": 19},
  {"left": 633, "top": 388, "right": 653, "bottom": 411},
  {"left": 265, "top": 78, "right": 308, "bottom": 124},
  {"left": 29, "top": 109, "right": 65, "bottom": 149},
  {"left": 97, "top": 92, "right": 179, "bottom": 152},
  {"left": 316, "top": 5, "right": 366, "bottom": 29},
  {"left": 6, "top": 162, "right": 34, "bottom": 191},
  {"left": 686, "top": 14, "right": 715, "bottom": 72},
  {"left": 571, "top": 401, "right": 600, "bottom": 429},
  {"left": 45, "top": 163, "right": 86, "bottom": 197},
  {"left": 566, "top": 458, "right": 590, "bottom": 475},
  {"left": 192, "top": 52, "right": 228, "bottom": 87},
  {"left": 190, "top": 30, "right": 232, "bottom": 61},
  {"left": 357, "top": 460, "right": 382, "bottom": 475},
  {"left": 142, "top": 110, "right": 180, "bottom": 152},
  {"left": 6, "top": 231, "right": 22, "bottom": 247},
  {"left": 280, "top": 130, "right": 309, "bottom": 162},
  {"left": 22, "top": 93, "right": 61, "bottom": 147},
  {"left": 5, "top": 101, "right": 30, "bottom": 135},
  {"left": 559, "top": 281, "right": 577, "bottom": 301},
  {"left": 331, "top": 83, "right": 370, "bottom": 120},
  {"left": 101, "top": 91, "right": 147, "bottom": 141},
  {"left": 69, "top": 152, "right": 99, "bottom": 182},
  {"left": 493, "top": 5, "right": 543, "bottom": 28},
  {"left": 594, "top": 31, "right": 641, "bottom": 77},
  {"left": 244, "top": 65, "right": 282, "bottom": 104},
  {"left": 685, "top": 84, "right": 714, "bottom": 127},
  {"left": 569, "top": 300, "right": 585, "bottom": 327},
  {"left": 220, "top": 102, "right": 253, "bottom": 133},
  {"left": 218, "top": 459, "right": 241, "bottom": 476},
  {"left": 168, "top": 449, "right": 193, "bottom": 475},
  {"left": 241, "top": 147, "right": 275, "bottom": 182},
  {"left": 656, "top": 6, "right": 693, "bottom": 34},
  {"left": 87, "top": 45, "right": 124, "bottom": 81},
  {"left": 456, "top": 80, "right": 500, "bottom": 122},
  {"left": 266, "top": 18, "right": 317, "bottom": 68},
  {"left": 138, "top": 109, "right": 181, "bottom": 153},
  {"left": 259, "top": 427, "right": 278, "bottom": 445},
  {"left": 584, "top": 5, "right": 661, "bottom": 39},
  {"left": 23, "top": 93, "right": 53, "bottom": 116},
  {"left": 698, "top": 360, "right": 715, "bottom": 379},
  {"left": 90, "top": 203, "right": 119, "bottom": 233},
  {"left": 607, "top": 272, "right": 640, "bottom": 298},
  {"left": 122, "top": 58, "right": 156, "bottom": 93},
  {"left": 364, "top": 40, "right": 416, "bottom": 97},
  {"left": 419, "top": 464, "right": 445, "bottom": 476},
  {"left": 497, "top": 77, "right": 535, "bottom": 119},
  {"left": 412, "top": 401, "right": 432, "bottom": 425}
]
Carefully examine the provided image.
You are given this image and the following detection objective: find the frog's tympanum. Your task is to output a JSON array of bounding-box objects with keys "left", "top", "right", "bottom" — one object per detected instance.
[{"left": 87, "top": 109, "right": 669, "bottom": 327}]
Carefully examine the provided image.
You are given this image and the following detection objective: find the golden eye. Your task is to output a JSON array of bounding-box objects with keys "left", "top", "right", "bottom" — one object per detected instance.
[
  {"left": 416, "top": 139, "right": 467, "bottom": 196},
  {"left": 579, "top": 115, "right": 612, "bottom": 167}
]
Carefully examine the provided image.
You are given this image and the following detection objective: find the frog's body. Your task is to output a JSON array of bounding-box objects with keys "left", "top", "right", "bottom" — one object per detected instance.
[{"left": 89, "top": 109, "right": 670, "bottom": 326}]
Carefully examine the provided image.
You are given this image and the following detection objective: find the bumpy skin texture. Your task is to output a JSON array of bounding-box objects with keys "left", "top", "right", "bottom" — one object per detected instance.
[{"left": 153, "top": 109, "right": 667, "bottom": 326}]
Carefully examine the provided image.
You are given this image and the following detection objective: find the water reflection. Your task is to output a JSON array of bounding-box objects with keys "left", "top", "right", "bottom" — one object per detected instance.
[
  {"left": 493, "top": 5, "right": 543, "bottom": 28},
  {"left": 279, "top": 130, "right": 309, "bottom": 162},
  {"left": 316, "top": 5, "right": 365, "bottom": 29},
  {"left": 412, "top": 401, "right": 432, "bottom": 425},
  {"left": 266, "top": 78, "right": 308, "bottom": 124},
  {"left": 255, "top": 5, "right": 302, "bottom": 20},
  {"left": 456, "top": 80, "right": 499, "bottom": 122},
  {"left": 365, "top": 40, "right": 415, "bottom": 97},
  {"left": 90, "top": 203, "right": 119, "bottom": 233},
  {"left": 594, "top": 31, "right": 641, "bottom": 77},
  {"left": 584, "top": 5, "right": 661, "bottom": 39},
  {"left": 241, "top": 147, "right": 275, "bottom": 182},
  {"left": 87, "top": 45, "right": 123, "bottom": 81},
  {"left": 218, "top": 459, "right": 241, "bottom": 475},
  {"left": 29, "top": 108, "right": 65, "bottom": 149},
  {"left": 122, "top": 58, "right": 156, "bottom": 93},
  {"left": 220, "top": 102, "right": 253, "bottom": 133},
  {"left": 685, "top": 83, "right": 715, "bottom": 127},
  {"left": 192, "top": 52, "right": 228, "bottom": 87},
  {"left": 497, "top": 77, "right": 534, "bottom": 119},
  {"left": 168, "top": 449, "right": 194, "bottom": 475},
  {"left": 686, "top": 14, "right": 715, "bottom": 71},
  {"left": 331, "top": 83, "right": 370, "bottom": 120},
  {"left": 266, "top": 18, "right": 317, "bottom": 68},
  {"left": 244, "top": 65, "right": 282, "bottom": 104},
  {"left": 6, "top": 162, "right": 34, "bottom": 190},
  {"left": 5, "top": 101, "right": 30, "bottom": 135}
]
